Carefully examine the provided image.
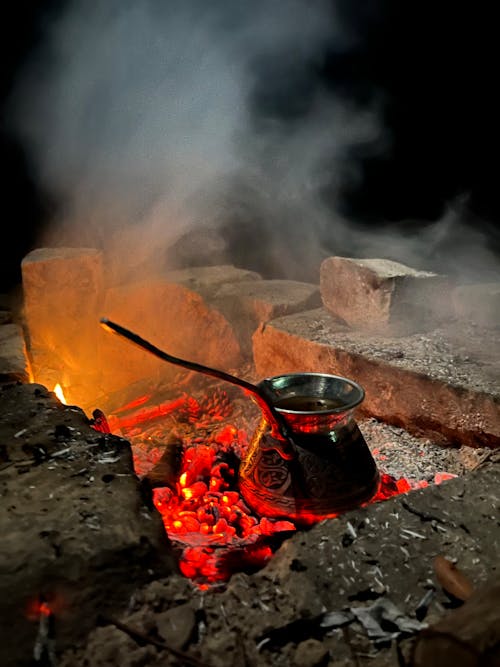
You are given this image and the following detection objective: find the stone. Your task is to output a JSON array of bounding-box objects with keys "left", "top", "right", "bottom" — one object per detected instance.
[
  {"left": 0, "top": 382, "right": 174, "bottom": 667},
  {"left": 0, "top": 323, "right": 31, "bottom": 383},
  {"left": 213, "top": 279, "right": 321, "bottom": 356},
  {"left": 452, "top": 282, "right": 500, "bottom": 328},
  {"left": 19, "top": 257, "right": 255, "bottom": 409},
  {"left": 293, "top": 638, "right": 329, "bottom": 667},
  {"left": 21, "top": 248, "right": 105, "bottom": 405},
  {"left": 59, "top": 625, "right": 158, "bottom": 667},
  {"left": 320, "top": 256, "right": 453, "bottom": 334},
  {"left": 58, "top": 463, "right": 500, "bottom": 667},
  {"left": 155, "top": 603, "right": 196, "bottom": 649},
  {"left": 164, "top": 265, "right": 262, "bottom": 292},
  {"left": 97, "top": 277, "right": 242, "bottom": 401},
  {"left": 252, "top": 308, "right": 500, "bottom": 447}
]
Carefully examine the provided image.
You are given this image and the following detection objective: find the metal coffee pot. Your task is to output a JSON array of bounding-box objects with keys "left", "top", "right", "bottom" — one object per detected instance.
[{"left": 238, "top": 373, "right": 380, "bottom": 525}]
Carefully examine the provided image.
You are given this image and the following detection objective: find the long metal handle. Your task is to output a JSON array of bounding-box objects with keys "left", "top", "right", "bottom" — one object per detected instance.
[{"left": 99, "top": 317, "right": 294, "bottom": 455}]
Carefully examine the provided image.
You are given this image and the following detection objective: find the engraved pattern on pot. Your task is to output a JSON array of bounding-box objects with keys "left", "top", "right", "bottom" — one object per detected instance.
[{"left": 254, "top": 449, "right": 291, "bottom": 493}]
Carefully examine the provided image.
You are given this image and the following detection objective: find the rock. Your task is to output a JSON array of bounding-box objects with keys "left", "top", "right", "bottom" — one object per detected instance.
[
  {"left": 0, "top": 323, "right": 31, "bottom": 383},
  {"left": 213, "top": 279, "right": 321, "bottom": 356},
  {"left": 21, "top": 247, "right": 105, "bottom": 405},
  {"left": 257, "top": 466, "right": 500, "bottom": 652},
  {"left": 20, "top": 257, "right": 252, "bottom": 409},
  {"left": 252, "top": 308, "right": 500, "bottom": 447},
  {"left": 320, "top": 256, "right": 452, "bottom": 334},
  {"left": 155, "top": 603, "right": 196, "bottom": 649},
  {"left": 0, "top": 382, "right": 174, "bottom": 667},
  {"left": 97, "top": 277, "right": 242, "bottom": 401},
  {"left": 57, "top": 463, "right": 500, "bottom": 667},
  {"left": 164, "top": 265, "right": 262, "bottom": 292},
  {"left": 59, "top": 625, "right": 158, "bottom": 667},
  {"left": 293, "top": 638, "right": 329, "bottom": 667}
]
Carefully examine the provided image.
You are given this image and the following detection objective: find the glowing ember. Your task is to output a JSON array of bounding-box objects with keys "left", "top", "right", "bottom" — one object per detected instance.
[
  {"left": 92, "top": 388, "right": 449, "bottom": 588},
  {"left": 26, "top": 599, "right": 53, "bottom": 621},
  {"left": 151, "top": 437, "right": 296, "bottom": 586}
]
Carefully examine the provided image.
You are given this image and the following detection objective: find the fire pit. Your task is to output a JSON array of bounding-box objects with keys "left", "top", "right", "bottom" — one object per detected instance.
[
  {"left": 1, "top": 252, "right": 498, "bottom": 666},
  {"left": 84, "top": 370, "right": 458, "bottom": 589},
  {"left": 2, "top": 378, "right": 497, "bottom": 667}
]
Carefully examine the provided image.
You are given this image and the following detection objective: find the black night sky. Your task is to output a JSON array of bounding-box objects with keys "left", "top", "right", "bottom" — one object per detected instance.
[{"left": 2, "top": 1, "right": 500, "bottom": 290}]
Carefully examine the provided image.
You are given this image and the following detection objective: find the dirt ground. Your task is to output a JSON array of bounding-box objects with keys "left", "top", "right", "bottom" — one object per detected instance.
[
  {"left": 1, "top": 381, "right": 499, "bottom": 667},
  {"left": 57, "top": 463, "right": 500, "bottom": 667}
]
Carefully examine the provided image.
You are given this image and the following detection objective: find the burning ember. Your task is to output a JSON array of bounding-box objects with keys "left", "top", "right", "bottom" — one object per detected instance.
[
  {"left": 86, "top": 384, "right": 446, "bottom": 589},
  {"left": 92, "top": 388, "right": 297, "bottom": 587}
]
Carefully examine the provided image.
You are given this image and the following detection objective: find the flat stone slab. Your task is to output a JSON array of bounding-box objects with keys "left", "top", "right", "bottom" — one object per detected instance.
[
  {"left": 213, "top": 279, "right": 321, "bottom": 355},
  {"left": 164, "top": 265, "right": 262, "bottom": 292},
  {"left": 160, "top": 271, "right": 320, "bottom": 358},
  {"left": 252, "top": 308, "right": 500, "bottom": 447},
  {"left": 0, "top": 382, "right": 174, "bottom": 667},
  {"left": 92, "top": 278, "right": 243, "bottom": 408}
]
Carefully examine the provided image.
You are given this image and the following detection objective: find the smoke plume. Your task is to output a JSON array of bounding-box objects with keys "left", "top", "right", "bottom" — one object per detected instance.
[{"left": 7, "top": 0, "right": 500, "bottom": 285}]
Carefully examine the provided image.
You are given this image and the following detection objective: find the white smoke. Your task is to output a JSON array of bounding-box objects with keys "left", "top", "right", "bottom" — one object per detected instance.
[
  {"left": 349, "top": 196, "right": 500, "bottom": 283},
  {"left": 8, "top": 0, "right": 367, "bottom": 283},
  {"left": 7, "top": 0, "right": 499, "bottom": 285}
]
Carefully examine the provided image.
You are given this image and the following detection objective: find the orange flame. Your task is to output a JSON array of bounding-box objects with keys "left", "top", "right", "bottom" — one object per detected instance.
[{"left": 53, "top": 383, "right": 67, "bottom": 404}]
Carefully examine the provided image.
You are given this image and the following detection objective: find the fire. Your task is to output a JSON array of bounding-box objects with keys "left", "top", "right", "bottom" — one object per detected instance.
[
  {"left": 53, "top": 383, "right": 67, "bottom": 404},
  {"left": 89, "top": 388, "right": 451, "bottom": 588},
  {"left": 149, "top": 436, "right": 297, "bottom": 585}
]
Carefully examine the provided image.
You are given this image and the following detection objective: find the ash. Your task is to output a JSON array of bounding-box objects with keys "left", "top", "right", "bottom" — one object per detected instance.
[{"left": 359, "top": 418, "right": 491, "bottom": 482}]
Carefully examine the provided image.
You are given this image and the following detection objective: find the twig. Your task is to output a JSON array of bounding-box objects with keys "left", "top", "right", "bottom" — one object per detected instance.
[
  {"left": 0, "top": 457, "right": 37, "bottom": 472},
  {"left": 470, "top": 449, "right": 497, "bottom": 471},
  {"left": 99, "top": 615, "right": 212, "bottom": 667}
]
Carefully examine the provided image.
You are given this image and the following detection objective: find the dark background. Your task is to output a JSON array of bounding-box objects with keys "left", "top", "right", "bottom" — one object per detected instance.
[
  {"left": 1, "top": 1, "right": 65, "bottom": 291},
  {"left": 2, "top": 1, "right": 499, "bottom": 291}
]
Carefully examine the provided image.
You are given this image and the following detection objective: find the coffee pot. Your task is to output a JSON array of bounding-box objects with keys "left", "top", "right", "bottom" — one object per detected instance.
[{"left": 238, "top": 373, "right": 380, "bottom": 525}]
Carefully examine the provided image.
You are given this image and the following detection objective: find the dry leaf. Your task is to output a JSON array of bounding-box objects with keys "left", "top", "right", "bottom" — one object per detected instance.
[{"left": 433, "top": 555, "right": 474, "bottom": 601}]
